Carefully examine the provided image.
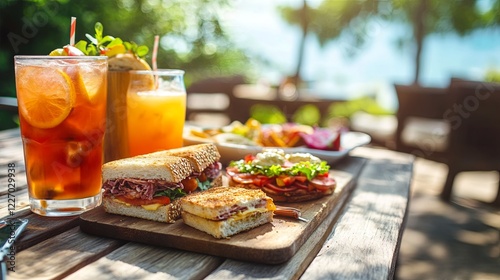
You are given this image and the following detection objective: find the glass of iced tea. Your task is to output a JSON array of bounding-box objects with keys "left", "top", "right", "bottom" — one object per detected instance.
[
  {"left": 14, "top": 56, "right": 107, "bottom": 216},
  {"left": 126, "top": 70, "right": 186, "bottom": 156}
]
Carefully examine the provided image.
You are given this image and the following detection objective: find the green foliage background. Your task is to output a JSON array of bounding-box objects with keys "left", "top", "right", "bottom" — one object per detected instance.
[
  {"left": 0, "top": 0, "right": 252, "bottom": 130},
  {"left": 1, "top": 0, "right": 499, "bottom": 131}
]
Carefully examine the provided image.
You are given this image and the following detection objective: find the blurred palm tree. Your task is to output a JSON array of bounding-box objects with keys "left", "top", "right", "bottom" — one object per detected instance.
[
  {"left": 388, "top": 0, "right": 489, "bottom": 84},
  {"left": 278, "top": 0, "right": 497, "bottom": 86},
  {"left": 278, "top": 0, "right": 378, "bottom": 85}
]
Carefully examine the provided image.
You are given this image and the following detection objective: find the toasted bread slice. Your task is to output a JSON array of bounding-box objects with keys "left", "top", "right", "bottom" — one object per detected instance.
[
  {"left": 102, "top": 156, "right": 192, "bottom": 183},
  {"left": 180, "top": 186, "right": 274, "bottom": 220},
  {"left": 182, "top": 209, "right": 273, "bottom": 239},
  {"left": 143, "top": 143, "right": 220, "bottom": 173},
  {"left": 103, "top": 197, "right": 181, "bottom": 223}
]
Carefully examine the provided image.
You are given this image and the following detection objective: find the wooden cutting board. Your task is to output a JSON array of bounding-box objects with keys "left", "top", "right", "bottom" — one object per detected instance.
[{"left": 80, "top": 166, "right": 360, "bottom": 264}]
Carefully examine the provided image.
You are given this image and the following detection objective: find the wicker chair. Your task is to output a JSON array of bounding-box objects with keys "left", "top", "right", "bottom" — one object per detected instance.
[
  {"left": 440, "top": 79, "right": 500, "bottom": 206},
  {"left": 394, "top": 84, "right": 449, "bottom": 163},
  {"left": 186, "top": 75, "right": 246, "bottom": 126}
]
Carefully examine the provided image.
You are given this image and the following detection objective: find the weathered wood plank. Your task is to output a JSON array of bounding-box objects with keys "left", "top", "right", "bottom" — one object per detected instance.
[
  {"left": 0, "top": 171, "right": 27, "bottom": 196},
  {"left": 300, "top": 154, "right": 413, "bottom": 280},
  {"left": 0, "top": 154, "right": 24, "bottom": 167},
  {"left": 64, "top": 242, "right": 224, "bottom": 280},
  {"left": 9, "top": 227, "right": 125, "bottom": 280},
  {"left": 204, "top": 157, "right": 366, "bottom": 280},
  {"left": 0, "top": 129, "right": 24, "bottom": 166},
  {"left": 0, "top": 187, "right": 30, "bottom": 218},
  {"left": 13, "top": 211, "right": 80, "bottom": 252},
  {"left": 0, "top": 127, "right": 28, "bottom": 217},
  {"left": 0, "top": 128, "right": 21, "bottom": 140}
]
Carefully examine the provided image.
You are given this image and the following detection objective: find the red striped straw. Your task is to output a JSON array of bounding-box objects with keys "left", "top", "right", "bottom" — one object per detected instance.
[
  {"left": 70, "top": 17, "right": 76, "bottom": 46},
  {"left": 152, "top": 35, "right": 159, "bottom": 71},
  {"left": 152, "top": 35, "right": 159, "bottom": 88}
]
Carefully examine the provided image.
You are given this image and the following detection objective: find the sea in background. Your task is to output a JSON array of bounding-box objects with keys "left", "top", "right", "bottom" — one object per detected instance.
[{"left": 221, "top": 0, "right": 500, "bottom": 111}]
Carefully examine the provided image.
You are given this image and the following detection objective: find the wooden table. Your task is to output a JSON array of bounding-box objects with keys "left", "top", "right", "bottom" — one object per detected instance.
[{"left": 0, "top": 128, "right": 413, "bottom": 279}]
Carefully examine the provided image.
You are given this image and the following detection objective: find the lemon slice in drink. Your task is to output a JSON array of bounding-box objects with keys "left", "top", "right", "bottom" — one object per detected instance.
[
  {"left": 79, "top": 65, "right": 105, "bottom": 103},
  {"left": 16, "top": 66, "right": 76, "bottom": 129},
  {"left": 63, "top": 64, "right": 105, "bottom": 104}
]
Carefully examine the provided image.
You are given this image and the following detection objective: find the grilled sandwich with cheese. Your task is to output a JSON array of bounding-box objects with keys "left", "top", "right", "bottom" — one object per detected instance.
[
  {"left": 180, "top": 186, "right": 276, "bottom": 239},
  {"left": 101, "top": 144, "right": 222, "bottom": 223}
]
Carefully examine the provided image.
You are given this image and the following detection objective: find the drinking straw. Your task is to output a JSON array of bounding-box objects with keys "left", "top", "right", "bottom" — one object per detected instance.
[
  {"left": 152, "top": 35, "right": 160, "bottom": 88},
  {"left": 152, "top": 35, "right": 159, "bottom": 71},
  {"left": 70, "top": 17, "right": 76, "bottom": 46}
]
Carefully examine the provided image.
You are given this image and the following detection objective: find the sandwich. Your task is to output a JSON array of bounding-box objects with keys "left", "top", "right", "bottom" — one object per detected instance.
[
  {"left": 180, "top": 186, "right": 276, "bottom": 239},
  {"left": 101, "top": 143, "right": 222, "bottom": 223},
  {"left": 226, "top": 149, "right": 336, "bottom": 202}
]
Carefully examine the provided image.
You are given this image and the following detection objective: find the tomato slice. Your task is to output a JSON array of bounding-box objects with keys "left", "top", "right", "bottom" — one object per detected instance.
[
  {"left": 276, "top": 175, "right": 295, "bottom": 186},
  {"left": 245, "top": 154, "right": 255, "bottom": 163},
  {"left": 115, "top": 196, "right": 171, "bottom": 206},
  {"left": 181, "top": 178, "right": 198, "bottom": 192},
  {"left": 198, "top": 172, "right": 207, "bottom": 182},
  {"left": 294, "top": 175, "right": 308, "bottom": 182},
  {"left": 253, "top": 177, "right": 269, "bottom": 187}
]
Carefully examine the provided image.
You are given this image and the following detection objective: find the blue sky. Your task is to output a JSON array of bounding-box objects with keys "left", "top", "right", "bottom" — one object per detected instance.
[{"left": 221, "top": 0, "right": 500, "bottom": 110}]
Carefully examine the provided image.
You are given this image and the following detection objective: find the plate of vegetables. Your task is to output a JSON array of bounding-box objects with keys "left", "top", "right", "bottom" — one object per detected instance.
[{"left": 183, "top": 119, "right": 371, "bottom": 165}]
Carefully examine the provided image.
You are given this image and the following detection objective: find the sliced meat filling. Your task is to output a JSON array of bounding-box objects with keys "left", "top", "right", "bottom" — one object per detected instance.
[
  {"left": 103, "top": 161, "right": 223, "bottom": 200},
  {"left": 102, "top": 178, "right": 181, "bottom": 200},
  {"left": 214, "top": 199, "right": 268, "bottom": 221}
]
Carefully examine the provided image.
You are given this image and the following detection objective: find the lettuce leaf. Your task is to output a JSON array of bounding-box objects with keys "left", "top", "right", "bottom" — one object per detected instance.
[
  {"left": 197, "top": 178, "right": 212, "bottom": 191},
  {"left": 230, "top": 159, "right": 330, "bottom": 181},
  {"left": 154, "top": 188, "right": 186, "bottom": 200}
]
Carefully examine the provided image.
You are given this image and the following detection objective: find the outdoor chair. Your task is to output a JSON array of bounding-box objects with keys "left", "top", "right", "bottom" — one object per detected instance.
[
  {"left": 394, "top": 84, "right": 449, "bottom": 163},
  {"left": 440, "top": 79, "right": 500, "bottom": 206},
  {"left": 186, "top": 75, "right": 246, "bottom": 126}
]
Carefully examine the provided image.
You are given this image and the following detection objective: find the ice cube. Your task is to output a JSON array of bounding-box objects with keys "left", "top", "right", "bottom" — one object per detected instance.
[{"left": 66, "top": 140, "right": 94, "bottom": 167}]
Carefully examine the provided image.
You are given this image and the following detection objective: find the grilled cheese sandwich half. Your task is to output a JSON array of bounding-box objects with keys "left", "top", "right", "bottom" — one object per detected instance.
[{"left": 180, "top": 186, "right": 276, "bottom": 238}]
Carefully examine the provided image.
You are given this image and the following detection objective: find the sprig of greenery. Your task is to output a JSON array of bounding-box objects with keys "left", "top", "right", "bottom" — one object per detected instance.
[{"left": 75, "top": 22, "right": 149, "bottom": 58}]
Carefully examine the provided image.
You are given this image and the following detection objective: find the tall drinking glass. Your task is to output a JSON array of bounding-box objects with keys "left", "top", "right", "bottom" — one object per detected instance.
[
  {"left": 126, "top": 70, "right": 186, "bottom": 156},
  {"left": 104, "top": 70, "right": 131, "bottom": 162},
  {"left": 14, "top": 56, "right": 107, "bottom": 216}
]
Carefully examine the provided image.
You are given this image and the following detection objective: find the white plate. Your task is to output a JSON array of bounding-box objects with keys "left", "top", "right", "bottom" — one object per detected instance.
[{"left": 183, "top": 128, "right": 371, "bottom": 165}]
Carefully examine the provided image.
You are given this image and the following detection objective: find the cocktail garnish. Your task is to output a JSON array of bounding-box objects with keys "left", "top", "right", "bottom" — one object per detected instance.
[{"left": 75, "top": 22, "right": 149, "bottom": 58}]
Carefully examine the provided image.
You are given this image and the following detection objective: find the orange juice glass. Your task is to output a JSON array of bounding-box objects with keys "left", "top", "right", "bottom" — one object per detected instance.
[
  {"left": 126, "top": 70, "right": 186, "bottom": 156},
  {"left": 14, "top": 56, "right": 107, "bottom": 216}
]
